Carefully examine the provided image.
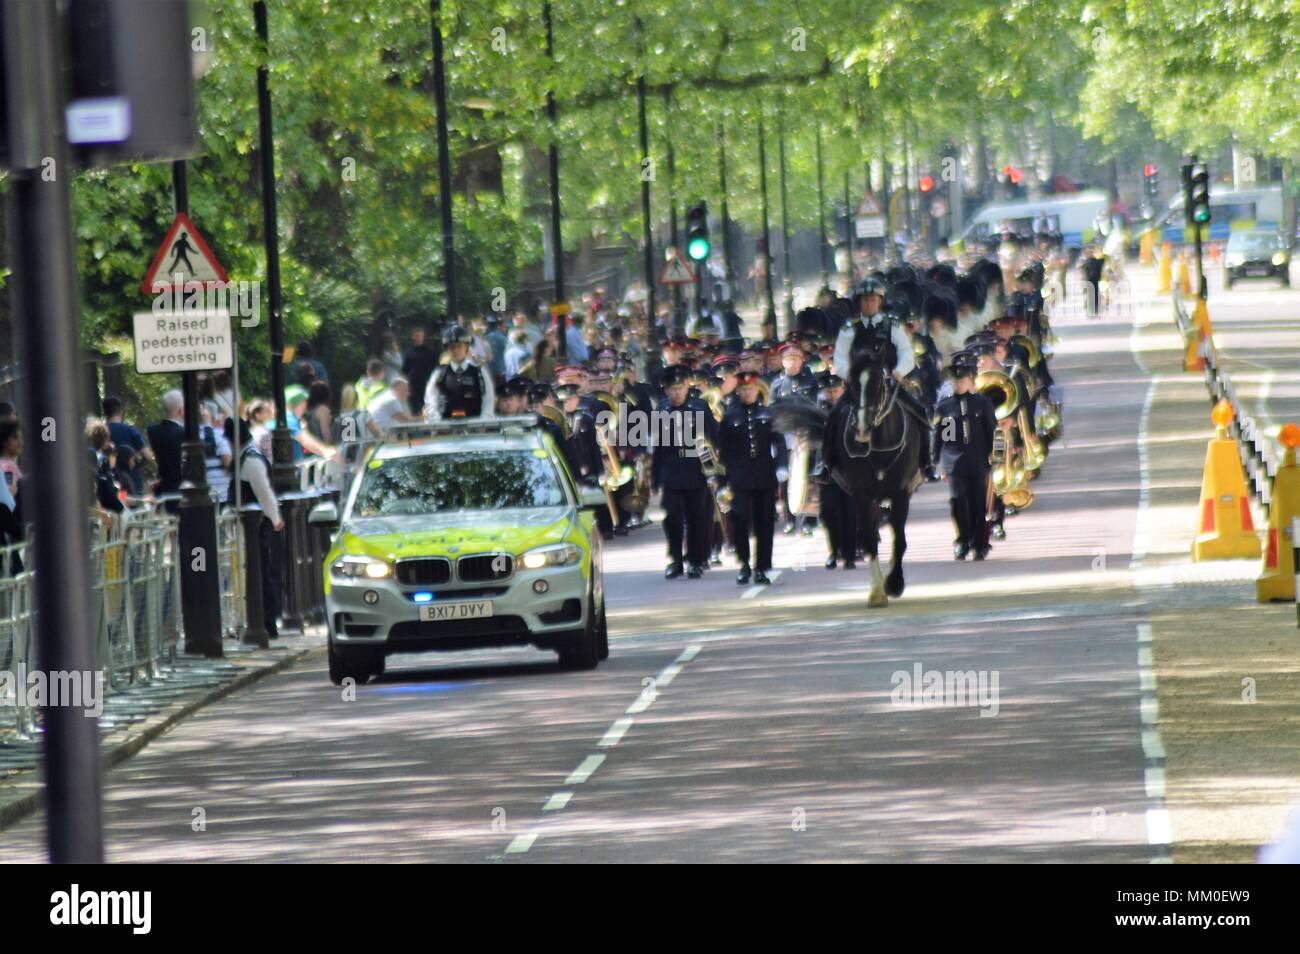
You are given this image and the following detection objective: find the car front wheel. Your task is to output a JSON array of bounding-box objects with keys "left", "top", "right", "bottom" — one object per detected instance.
[
  {"left": 328, "top": 639, "right": 384, "bottom": 685},
  {"left": 557, "top": 593, "right": 602, "bottom": 671}
]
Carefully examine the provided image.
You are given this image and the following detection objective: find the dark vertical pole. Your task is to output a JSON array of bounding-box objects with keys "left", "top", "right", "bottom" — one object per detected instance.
[
  {"left": 664, "top": 93, "right": 682, "bottom": 329},
  {"left": 718, "top": 117, "right": 735, "bottom": 293},
  {"left": 757, "top": 114, "right": 777, "bottom": 332},
  {"left": 816, "top": 126, "right": 828, "bottom": 287},
  {"left": 844, "top": 170, "right": 854, "bottom": 284},
  {"left": 2, "top": 0, "right": 103, "bottom": 862},
  {"left": 777, "top": 102, "right": 793, "bottom": 332},
  {"left": 172, "top": 160, "right": 222, "bottom": 658},
  {"left": 635, "top": 21, "right": 655, "bottom": 323},
  {"left": 544, "top": 1, "right": 567, "bottom": 356},
  {"left": 431, "top": 0, "right": 458, "bottom": 324},
  {"left": 254, "top": 1, "right": 293, "bottom": 491}
]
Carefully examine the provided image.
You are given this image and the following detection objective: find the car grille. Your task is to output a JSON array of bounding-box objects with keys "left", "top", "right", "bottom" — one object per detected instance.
[
  {"left": 394, "top": 558, "right": 452, "bottom": 586},
  {"left": 457, "top": 553, "right": 513, "bottom": 583}
]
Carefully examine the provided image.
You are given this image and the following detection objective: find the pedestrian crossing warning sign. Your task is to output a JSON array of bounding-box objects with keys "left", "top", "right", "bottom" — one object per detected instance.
[
  {"left": 140, "top": 212, "right": 229, "bottom": 294},
  {"left": 659, "top": 255, "right": 697, "bottom": 285}
]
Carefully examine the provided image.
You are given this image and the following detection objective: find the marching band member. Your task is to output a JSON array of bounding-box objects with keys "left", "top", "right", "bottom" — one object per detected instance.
[
  {"left": 718, "top": 370, "right": 780, "bottom": 585},
  {"left": 771, "top": 341, "right": 818, "bottom": 535},
  {"left": 932, "top": 351, "right": 996, "bottom": 561},
  {"left": 652, "top": 365, "right": 717, "bottom": 579}
]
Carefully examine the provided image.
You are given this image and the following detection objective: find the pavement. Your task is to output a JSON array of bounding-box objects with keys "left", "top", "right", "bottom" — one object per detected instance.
[{"left": 2, "top": 263, "right": 1299, "bottom": 862}]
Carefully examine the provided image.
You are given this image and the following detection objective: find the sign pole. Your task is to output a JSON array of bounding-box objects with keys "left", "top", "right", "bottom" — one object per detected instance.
[
  {"left": 170, "top": 160, "right": 223, "bottom": 657},
  {"left": 3, "top": 0, "right": 104, "bottom": 863}
]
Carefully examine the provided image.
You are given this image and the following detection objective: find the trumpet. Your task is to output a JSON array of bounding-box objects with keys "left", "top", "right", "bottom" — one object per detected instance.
[{"left": 693, "top": 432, "right": 733, "bottom": 538}]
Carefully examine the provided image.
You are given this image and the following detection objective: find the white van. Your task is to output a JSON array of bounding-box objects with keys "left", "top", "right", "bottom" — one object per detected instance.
[
  {"left": 952, "top": 191, "right": 1110, "bottom": 253},
  {"left": 1160, "top": 183, "right": 1285, "bottom": 243}
]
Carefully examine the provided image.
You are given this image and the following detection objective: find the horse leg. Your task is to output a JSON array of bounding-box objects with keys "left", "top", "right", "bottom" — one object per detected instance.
[
  {"left": 885, "top": 493, "right": 909, "bottom": 597},
  {"left": 862, "top": 499, "right": 888, "bottom": 607}
]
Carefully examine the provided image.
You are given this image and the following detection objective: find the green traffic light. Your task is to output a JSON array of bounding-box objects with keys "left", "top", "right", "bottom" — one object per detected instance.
[
  {"left": 687, "top": 237, "right": 710, "bottom": 261},
  {"left": 1194, "top": 208, "right": 1210, "bottom": 224}
]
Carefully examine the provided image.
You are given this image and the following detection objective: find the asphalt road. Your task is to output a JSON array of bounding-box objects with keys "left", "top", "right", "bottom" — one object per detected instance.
[{"left": 6, "top": 265, "right": 1297, "bottom": 863}]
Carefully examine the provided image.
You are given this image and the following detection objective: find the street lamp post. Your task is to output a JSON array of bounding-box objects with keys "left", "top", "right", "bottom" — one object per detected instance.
[
  {"left": 253, "top": 0, "right": 294, "bottom": 492},
  {"left": 2, "top": 0, "right": 104, "bottom": 863},
  {"left": 816, "top": 126, "right": 828, "bottom": 288},
  {"left": 431, "top": 0, "right": 458, "bottom": 326},
  {"left": 635, "top": 21, "right": 655, "bottom": 323},
  {"left": 718, "top": 117, "right": 735, "bottom": 294},
  {"left": 544, "top": 0, "right": 567, "bottom": 356},
  {"left": 777, "top": 102, "right": 794, "bottom": 331},
  {"left": 757, "top": 113, "right": 777, "bottom": 334}
]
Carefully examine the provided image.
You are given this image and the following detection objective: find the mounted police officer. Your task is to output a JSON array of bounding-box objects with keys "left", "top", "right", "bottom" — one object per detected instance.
[
  {"left": 424, "top": 323, "right": 496, "bottom": 420},
  {"left": 827, "top": 277, "right": 930, "bottom": 480},
  {"left": 932, "top": 351, "right": 996, "bottom": 560},
  {"left": 652, "top": 364, "right": 718, "bottom": 579},
  {"left": 718, "top": 370, "right": 779, "bottom": 585}
]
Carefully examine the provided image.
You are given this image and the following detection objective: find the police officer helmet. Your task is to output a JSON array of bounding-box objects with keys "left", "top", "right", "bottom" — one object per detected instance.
[
  {"left": 858, "top": 277, "right": 887, "bottom": 298},
  {"left": 442, "top": 323, "right": 472, "bottom": 346}
]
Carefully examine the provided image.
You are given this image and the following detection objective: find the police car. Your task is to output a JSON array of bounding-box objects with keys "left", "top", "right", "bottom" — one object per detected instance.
[{"left": 309, "top": 417, "right": 608, "bottom": 684}]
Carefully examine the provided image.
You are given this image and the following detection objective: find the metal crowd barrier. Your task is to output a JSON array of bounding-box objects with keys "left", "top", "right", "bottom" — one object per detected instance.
[
  {"left": 0, "top": 506, "right": 257, "bottom": 738},
  {"left": 1173, "top": 291, "right": 1279, "bottom": 515}
]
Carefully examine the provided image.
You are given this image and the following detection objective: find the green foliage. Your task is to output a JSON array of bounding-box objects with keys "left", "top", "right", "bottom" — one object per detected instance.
[{"left": 57, "top": 0, "right": 1299, "bottom": 413}]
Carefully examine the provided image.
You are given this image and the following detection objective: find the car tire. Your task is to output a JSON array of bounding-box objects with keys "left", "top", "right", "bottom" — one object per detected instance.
[
  {"left": 328, "top": 639, "right": 382, "bottom": 685},
  {"left": 596, "top": 595, "right": 609, "bottom": 661},
  {"left": 557, "top": 594, "right": 601, "bottom": 671},
  {"left": 1225, "top": 277, "right": 1234, "bottom": 290}
]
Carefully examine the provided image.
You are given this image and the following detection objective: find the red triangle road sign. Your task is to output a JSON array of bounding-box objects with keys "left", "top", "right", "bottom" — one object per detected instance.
[
  {"left": 659, "top": 255, "right": 697, "bottom": 285},
  {"left": 140, "top": 212, "right": 230, "bottom": 295}
]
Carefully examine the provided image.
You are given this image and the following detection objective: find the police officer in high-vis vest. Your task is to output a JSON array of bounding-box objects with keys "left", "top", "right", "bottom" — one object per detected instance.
[{"left": 424, "top": 324, "right": 496, "bottom": 420}]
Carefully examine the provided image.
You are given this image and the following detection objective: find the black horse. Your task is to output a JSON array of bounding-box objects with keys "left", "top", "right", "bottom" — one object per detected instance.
[{"left": 772, "top": 344, "right": 926, "bottom": 607}]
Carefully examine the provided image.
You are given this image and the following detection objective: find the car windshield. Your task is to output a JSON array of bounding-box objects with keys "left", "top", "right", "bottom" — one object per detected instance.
[
  {"left": 352, "top": 449, "right": 566, "bottom": 516},
  {"left": 1228, "top": 232, "right": 1279, "bottom": 254}
]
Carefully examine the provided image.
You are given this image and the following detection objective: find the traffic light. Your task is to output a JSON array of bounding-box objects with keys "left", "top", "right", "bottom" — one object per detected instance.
[
  {"left": 918, "top": 174, "right": 935, "bottom": 194},
  {"left": 686, "top": 201, "right": 710, "bottom": 261},
  {"left": 1188, "top": 162, "right": 1210, "bottom": 225},
  {"left": 1143, "top": 163, "right": 1160, "bottom": 201}
]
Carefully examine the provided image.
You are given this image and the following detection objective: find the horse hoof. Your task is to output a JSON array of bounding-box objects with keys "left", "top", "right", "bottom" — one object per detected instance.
[
  {"left": 885, "top": 575, "right": 904, "bottom": 598},
  {"left": 867, "top": 591, "right": 889, "bottom": 608}
]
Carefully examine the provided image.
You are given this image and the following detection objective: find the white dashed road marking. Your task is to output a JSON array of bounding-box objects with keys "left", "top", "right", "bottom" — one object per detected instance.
[{"left": 502, "top": 644, "right": 703, "bottom": 857}]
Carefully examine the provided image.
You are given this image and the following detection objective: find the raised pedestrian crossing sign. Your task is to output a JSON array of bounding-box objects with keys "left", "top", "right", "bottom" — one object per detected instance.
[
  {"left": 132, "top": 310, "right": 234, "bottom": 374},
  {"left": 659, "top": 255, "right": 697, "bottom": 285},
  {"left": 140, "top": 212, "right": 229, "bottom": 294}
]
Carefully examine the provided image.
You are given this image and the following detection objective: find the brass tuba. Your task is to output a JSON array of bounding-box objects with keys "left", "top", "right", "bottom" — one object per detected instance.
[
  {"left": 975, "top": 368, "right": 1034, "bottom": 510},
  {"left": 538, "top": 404, "right": 570, "bottom": 440}
]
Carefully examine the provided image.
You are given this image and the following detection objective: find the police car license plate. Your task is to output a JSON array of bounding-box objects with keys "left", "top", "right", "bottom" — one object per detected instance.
[
  {"left": 420, "top": 600, "right": 494, "bottom": 622},
  {"left": 1247, "top": 266, "right": 1269, "bottom": 275}
]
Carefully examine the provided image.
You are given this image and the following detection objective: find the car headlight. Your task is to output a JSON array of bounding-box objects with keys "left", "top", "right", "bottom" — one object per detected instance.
[
  {"left": 330, "top": 555, "right": 393, "bottom": 579},
  {"left": 1225, "top": 254, "right": 1244, "bottom": 267},
  {"left": 1273, "top": 252, "right": 1289, "bottom": 266},
  {"left": 520, "top": 543, "right": 581, "bottom": 569}
]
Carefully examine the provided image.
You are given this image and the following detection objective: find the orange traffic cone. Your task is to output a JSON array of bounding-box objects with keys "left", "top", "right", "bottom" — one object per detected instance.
[
  {"left": 1258, "top": 424, "right": 1300, "bottom": 600},
  {"left": 1177, "top": 253, "right": 1193, "bottom": 297},
  {"left": 1194, "top": 400, "right": 1262, "bottom": 561},
  {"left": 1156, "top": 242, "right": 1172, "bottom": 294}
]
